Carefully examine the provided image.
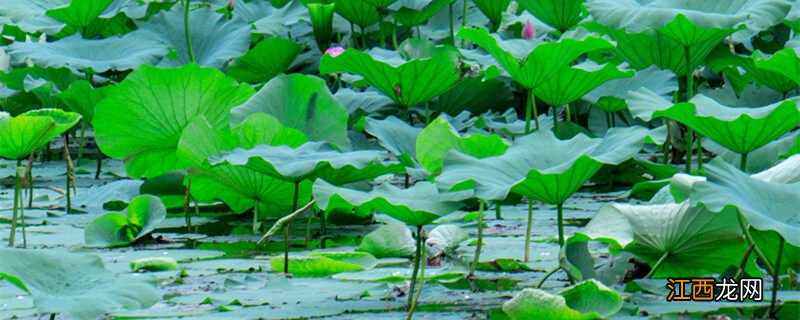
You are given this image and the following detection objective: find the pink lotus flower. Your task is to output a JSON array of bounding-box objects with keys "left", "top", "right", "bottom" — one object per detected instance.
[
  {"left": 522, "top": 20, "right": 536, "bottom": 40},
  {"left": 227, "top": 0, "right": 235, "bottom": 11},
  {"left": 325, "top": 46, "right": 345, "bottom": 57}
]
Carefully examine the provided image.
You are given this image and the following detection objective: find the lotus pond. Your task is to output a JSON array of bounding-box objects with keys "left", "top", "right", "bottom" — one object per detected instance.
[{"left": 1, "top": 0, "right": 800, "bottom": 319}]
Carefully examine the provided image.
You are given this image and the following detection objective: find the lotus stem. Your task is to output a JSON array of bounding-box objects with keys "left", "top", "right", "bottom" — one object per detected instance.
[
  {"left": 64, "top": 133, "right": 74, "bottom": 214},
  {"left": 696, "top": 136, "right": 703, "bottom": 170},
  {"left": 304, "top": 206, "right": 313, "bottom": 249},
  {"left": 379, "top": 14, "right": 386, "bottom": 49},
  {"left": 95, "top": 150, "right": 103, "bottom": 179},
  {"left": 407, "top": 227, "right": 428, "bottom": 320},
  {"left": 8, "top": 159, "right": 22, "bottom": 247},
  {"left": 416, "top": 25, "right": 421, "bottom": 39},
  {"left": 494, "top": 202, "right": 502, "bottom": 220},
  {"left": 564, "top": 104, "right": 571, "bottom": 122},
  {"left": 408, "top": 225, "right": 423, "bottom": 310},
  {"left": 740, "top": 152, "right": 749, "bottom": 172},
  {"left": 424, "top": 102, "right": 431, "bottom": 124},
  {"left": 734, "top": 244, "right": 755, "bottom": 280},
  {"left": 611, "top": 112, "right": 617, "bottom": 127},
  {"left": 182, "top": 0, "right": 196, "bottom": 63},
  {"left": 50, "top": 313, "right": 55, "bottom": 320},
  {"left": 257, "top": 200, "right": 316, "bottom": 245},
  {"left": 469, "top": 200, "right": 485, "bottom": 278},
  {"left": 318, "top": 208, "right": 327, "bottom": 249},
  {"left": 556, "top": 202, "right": 565, "bottom": 247},
  {"left": 26, "top": 152, "right": 34, "bottom": 209},
  {"left": 392, "top": 20, "right": 398, "bottom": 49},
  {"left": 461, "top": 0, "right": 467, "bottom": 47},
  {"left": 769, "top": 237, "right": 784, "bottom": 317},
  {"left": 737, "top": 212, "right": 775, "bottom": 275},
  {"left": 77, "top": 120, "right": 85, "bottom": 163},
  {"left": 685, "top": 128, "right": 694, "bottom": 172},
  {"left": 663, "top": 128, "right": 671, "bottom": 164},
  {"left": 350, "top": 22, "right": 356, "bottom": 48},
  {"left": 524, "top": 199, "right": 533, "bottom": 262},
  {"left": 360, "top": 25, "right": 367, "bottom": 48},
  {"left": 605, "top": 111, "right": 612, "bottom": 128},
  {"left": 644, "top": 251, "right": 669, "bottom": 278},
  {"left": 449, "top": 3, "right": 455, "bottom": 45},
  {"left": 185, "top": 177, "right": 193, "bottom": 230},
  {"left": 535, "top": 265, "right": 560, "bottom": 288},
  {"left": 525, "top": 90, "right": 538, "bottom": 133}
]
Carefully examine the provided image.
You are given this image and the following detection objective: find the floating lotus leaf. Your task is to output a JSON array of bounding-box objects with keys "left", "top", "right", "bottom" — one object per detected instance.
[
  {"left": 0, "top": 248, "right": 160, "bottom": 320},
  {"left": 319, "top": 46, "right": 460, "bottom": 107},
  {"left": 230, "top": 74, "right": 351, "bottom": 150},
  {"left": 227, "top": 37, "right": 303, "bottom": 84},
  {"left": 690, "top": 158, "right": 800, "bottom": 246},
  {"left": 573, "top": 202, "right": 754, "bottom": 277},
  {"left": 177, "top": 114, "right": 310, "bottom": 218},
  {"left": 270, "top": 252, "right": 378, "bottom": 277},
  {"left": 93, "top": 64, "right": 254, "bottom": 178},
  {"left": 503, "top": 280, "right": 623, "bottom": 320},
  {"left": 84, "top": 194, "right": 167, "bottom": 247},
  {"left": 416, "top": 116, "right": 510, "bottom": 175},
  {"left": 211, "top": 141, "right": 399, "bottom": 185},
  {"left": 137, "top": 6, "right": 251, "bottom": 69},
  {"left": 313, "top": 179, "right": 472, "bottom": 226},
  {"left": 437, "top": 126, "right": 648, "bottom": 204},
  {"left": 0, "top": 109, "right": 81, "bottom": 160}
]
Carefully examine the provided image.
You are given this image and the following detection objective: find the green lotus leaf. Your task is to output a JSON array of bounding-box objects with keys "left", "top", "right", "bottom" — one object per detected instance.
[
  {"left": 335, "top": 88, "right": 396, "bottom": 116},
  {"left": 574, "top": 202, "right": 754, "bottom": 278},
  {"left": 0, "top": 109, "right": 81, "bottom": 160},
  {"left": 754, "top": 47, "right": 800, "bottom": 87},
  {"left": 93, "top": 64, "right": 255, "bottom": 178},
  {"left": 313, "top": 179, "right": 472, "bottom": 226},
  {"left": 437, "top": 126, "right": 648, "bottom": 203},
  {"left": 517, "top": 0, "right": 586, "bottom": 33},
  {"left": 534, "top": 61, "right": 634, "bottom": 107},
  {"left": 211, "top": 141, "right": 398, "bottom": 185},
  {"left": 584, "top": 67, "right": 678, "bottom": 113},
  {"left": 705, "top": 130, "right": 799, "bottom": 173},
  {"left": 503, "top": 280, "right": 623, "bottom": 320},
  {"left": 0, "top": 249, "right": 160, "bottom": 320},
  {"left": 177, "top": 114, "right": 309, "bottom": 217},
  {"left": 0, "top": 0, "right": 139, "bottom": 34},
  {"left": 365, "top": 0, "right": 398, "bottom": 9},
  {"left": 475, "top": 111, "right": 556, "bottom": 138},
  {"left": 364, "top": 116, "right": 424, "bottom": 173},
  {"left": 474, "top": 0, "right": 510, "bottom": 26},
  {"left": 46, "top": 0, "right": 114, "bottom": 29},
  {"left": 457, "top": 27, "right": 614, "bottom": 89},
  {"left": 8, "top": 31, "right": 166, "bottom": 73},
  {"left": 750, "top": 229, "right": 800, "bottom": 275},
  {"left": 55, "top": 80, "right": 113, "bottom": 124},
  {"left": 585, "top": 0, "right": 791, "bottom": 38},
  {"left": 84, "top": 194, "right": 167, "bottom": 247},
  {"left": 137, "top": 6, "right": 251, "bottom": 68},
  {"left": 417, "top": 115, "right": 510, "bottom": 175},
  {"left": 230, "top": 74, "right": 350, "bottom": 150},
  {"left": 357, "top": 223, "right": 416, "bottom": 258},
  {"left": 433, "top": 69, "right": 513, "bottom": 115},
  {"left": 334, "top": 0, "right": 380, "bottom": 27},
  {"left": 392, "top": 0, "right": 454, "bottom": 28},
  {"left": 707, "top": 46, "right": 799, "bottom": 94},
  {"left": 269, "top": 253, "right": 376, "bottom": 277},
  {"left": 319, "top": 46, "right": 460, "bottom": 107},
  {"left": 227, "top": 37, "right": 303, "bottom": 84},
  {"left": 130, "top": 257, "right": 179, "bottom": 272},
  {"left": 690, "top": 158, "right": 800, "bottom": 246}
]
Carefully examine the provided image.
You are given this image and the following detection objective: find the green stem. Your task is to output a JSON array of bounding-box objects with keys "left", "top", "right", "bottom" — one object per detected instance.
[
  {"left": 740, "top": 152, "right": 748, "bottom": 172},
  {"left": 182, "top": 0, "right": 196, "bottom": 63},
  {"left": 407, "top": 228, "right": 427, "bottom": 320},
  {"left": 535, "top": 266, "right": 560, "bottom": 288},
  {"left": 663, "top": 127, "right": 671, "bottom": 164},
  {"left": 524, "top": 199, "right": 533, "bottom": 262},
  {"left": 564, "top": 104, "right": 571, "bottom": 122},
  {"left": 186, "top": 177, "right": 194, "bottom": 230},
  {"left": 644, "top": 251, "right": 669, "bottom": 278},
  {"left": 304, "top": 206, "right": 312, "bottom": 249},
  {"left": 350, "top": 22, "right": 356, "bottom": 48},
  {"left": 9, "top": 159, "right": 22, "bottom": 247},
  {"left": 525, "top": 90, "right": 538, "bottom": 133},
  {"left": 449, "top": 3, "right": 455, "bottom": 45},
  {"left": 734, "top": 244, "right": 755, "bottom": 280},
  {"left": 469, "top": 201, "right": 485, "bottom": 277},
  {"left": 318, "top": 208, "right": 327, "bottom": 249},
  {"left": 737, "top": 212, "right": 775, "bottom": 275},
  {"left": 26, "top": 153, "right": 33, "bottom": 209},
  {"left": 285, "top": 181, "right": 300, "bottom": 274},
  {"left": 611, "top": 112, "right": 616, "bottom": 127},
  {"left": 685, "top": 128, "right": 694, "bottom": 172},
  {"left": 769, "top": 237, "right": 784, "bottom": 317},
  {"left": 460, "top": 0, "right": 467, "bottom": 47},
  {"left": 77, "top": 120, "right": 85, "bottom": 163},
  {"left": 556, "top": 203, "right": 565, "bottom": 247},
  {"left": 697, "top": 136, "right": 703, "bottom": 170},
  {"left": 605, "top": 111, "right": 611, "bottom": 128},
  {"left": 379, "top": 14, "right": 386, "bottom": 48},
  {"left": 64, "top": 133, "right": 72, "bottom": 214},
  {"left": 95, "top": 150, "right": 103, "bottom": 179},
  {"left": 494, "top": 202, "right": 502, "bottom": 220},
  {"left": 424, "top": 101, "right": 430, "bottom": 124},
  {"left": 360, "top": 25, "right": 367, "bottom": 49},
  {"left": 408, "top": 225, "right": 423, "bottom": 310},
  {"left": 392, "top": 20, "right": 398, "bottom": 49}
]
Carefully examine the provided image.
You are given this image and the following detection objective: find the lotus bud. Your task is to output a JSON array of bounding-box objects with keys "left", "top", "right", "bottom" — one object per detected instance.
[
  {"left": 522, "top": 20, "right": 536, "bottom": 40},
  {"left": 227, "top": 0, "right": 235, "bottom": 11},
  {"left": 325, "top": 46, "right": 345, "bottom": 57}
]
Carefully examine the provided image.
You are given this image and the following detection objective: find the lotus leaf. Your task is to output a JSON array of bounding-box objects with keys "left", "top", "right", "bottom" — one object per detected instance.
[
  {"left": 516, "top": 0, "right": 586, "bottom": 33},
  {"left": 0, "top": 109, "right": 81, "bottom": 160},
  {"left": 84, "top": 194, "right": 167, "bottom": 247},
  {"left": 416, "top": 115, "right": 510, "bottom": 175},
  {"left": 227, "top": 37, "right": 303, "bottom": 84},
  {"left": 503, "top": 280, "right": 623, "bottom": 320}
]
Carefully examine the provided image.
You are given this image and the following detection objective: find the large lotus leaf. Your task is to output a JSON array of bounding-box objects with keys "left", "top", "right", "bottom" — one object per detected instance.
[
  {"left": 754, "top": 47, "right": 800, "bottom": 87},
  {"left": 335, "top": 0, "right": 380, "bottom": 27},
  {"left": 0, "top": 249, "right": 160, "bottom": 320},
  {"left": 227, "top": 37, "right": 303, "bottom": 84},
  {"left": 583, "top": 67, "right": 678, "bottom": 112},
  {"left": 313, "top": 179, "right": 472, "bottom": 226},
  {"left": 437, "top": 126, "right": 647, "bottom": 203},
  {"left": 364, "top": 116, "right": 422, "bottom": 169},
  {"left": 392, "top": 0, "right": 454, "bottom": 27},
  {"left": 457, "top": 28, "right": 614, "bottom": 89},
  {"left": 574, "top": 202, "right": 754, "bottom": 277},
  {"left": 0, "top": 0, "right": 136, "bottom": 34},
  {"left": 656, "top": 95, "right": 800, "bottom": 155},
  {"left": 474, "top": 0, "right": 510, "bottom": 25},
  {"left": 335, "top": 88, "right": 397, "bottom": 116},
  {"left": 433, "top": 70, "right": 513, "bottom": 115},
  {"left": 55, "top": 80, "right": 113, "bottom": 124},
  {"left": 93, "top": 64, "right": 255, "bottom": 178},
  {"left": 585, "top": 0, "right": 792, "bottom": 36},
  {"left": 705, "top": 130, "right": 799, "bottom": 173},
  {"left": 0, "top": 109, "right": 81, "bottom": 160},
  {"left": 503, "top": 280, "right": 623, "bottom": 320},
  {"left": 137, "top": 6, "right": 251, "bottom": 69},
  {"left": 230, "top": 74, "right": 350, "bottom": 150},
  {"left": 516, "top": 0, "right": 586, "bottom": 32},
  {"left": 46, "top": 0, "right": 114, "bottom": 29},
  {"left": 8, "top": 31, "right": 167, "bottom": 73},
  {"left": 211, "top": 141, "right": 396, "bottom": 185},
  {"left": 416, "top": 116, "right": 509, "bottom": 175},
  {"left": 690, "top": 158, "right": 800, "bottom": 246},
  {"left": 319, "top": 47, "right": 461, "bottom": 107},
  {"left": 177, "top": 114, "right": 308, "bottom": 217},
  {"left": 534, "top": 61, "right": 634, "bottom": 107},
  {"left": 707, "top": 46, "right": 799, "bottom": 94},
  {"left": 84, "top": 194, "right": 167, "bottom": 247}
]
